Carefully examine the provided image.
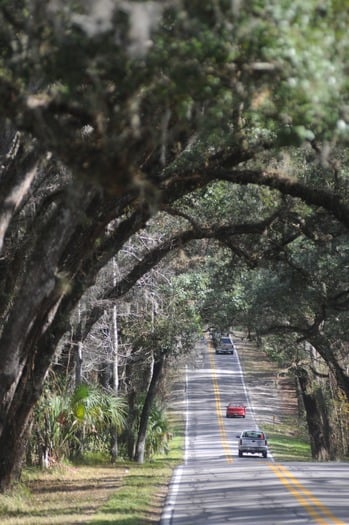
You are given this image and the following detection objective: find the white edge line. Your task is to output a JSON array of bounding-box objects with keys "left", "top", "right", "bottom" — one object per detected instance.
[
  {"left": 235, "top": 345, "right": 274, "bottom": 461},
  {"left": 160, "top": 365, "right": 189, "bottom": 525},
  {"left": 234, "top": 347, "right": 256, "bottom": 421}
]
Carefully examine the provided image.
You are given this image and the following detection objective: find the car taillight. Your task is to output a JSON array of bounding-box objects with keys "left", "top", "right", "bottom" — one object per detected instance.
[
  {"left": 260, "top": 433, "right": 267, "bottom": 445},
  {"left": 239, "top": 439, "right": 242, "bottom": 445}
]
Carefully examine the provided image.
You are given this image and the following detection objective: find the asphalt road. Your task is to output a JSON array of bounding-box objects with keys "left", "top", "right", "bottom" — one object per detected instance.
[{"left": 160, "top": 338, "right": 349, "bottom": 525}]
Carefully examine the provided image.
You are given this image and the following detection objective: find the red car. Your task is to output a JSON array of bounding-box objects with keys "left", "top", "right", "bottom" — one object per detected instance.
[{"left": 226, "top": 402, "right": 246, "bottom": 418}]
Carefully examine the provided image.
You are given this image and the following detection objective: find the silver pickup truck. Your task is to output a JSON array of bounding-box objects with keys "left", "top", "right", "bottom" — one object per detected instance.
[{"left": 236, "top": 429, "right": 268, "bottom": 458}]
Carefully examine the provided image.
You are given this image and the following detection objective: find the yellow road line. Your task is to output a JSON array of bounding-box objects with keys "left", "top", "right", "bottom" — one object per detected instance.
[
  {"left": 269, "top": 463, "right": 346, "bottom": 525},
  {"left": 206, "top": 335, "right": 344, "bottom": 524},
  {"left": 277, "top": 464, "right": 345, "bottom": 524},
  {"left": 207, "top": 340, "right": 233, "bottom": 463}
]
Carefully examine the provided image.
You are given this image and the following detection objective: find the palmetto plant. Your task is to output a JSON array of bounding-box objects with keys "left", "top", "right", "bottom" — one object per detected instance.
[
  {"left": 29, "top": 383, "right": 126, "bottom": 465},
  {"left": 145, "top": 405, "right": 171, "bottom": 458},
  {"left": 128, "top": 395, "right": 171, "bottom": 460}
]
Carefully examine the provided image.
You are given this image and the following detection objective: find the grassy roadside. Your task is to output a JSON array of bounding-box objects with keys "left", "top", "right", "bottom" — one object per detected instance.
[
  {"left": 0, "top": 432, "right": 184, "bottom": 525},
  {"left": 233, "top": 330, "right": 311, "bottom": 462},
  {"left": 0, "top": 335, "right": 311, "bottom": 524},
  {"left": 263, "top": 426, "right": 311, "bottom": 461},
  {"left": 90, "top": 437, "right": 183, "bottom": 525},
  {"left": 85, "top": 371, "right": 188, "bottom": 523}
]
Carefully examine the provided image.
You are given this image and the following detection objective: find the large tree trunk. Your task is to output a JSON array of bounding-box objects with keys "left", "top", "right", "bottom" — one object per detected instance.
[
  {"left": 308, "top": 333, "right": 349, "bottom": 403},
  {"left": 0, "top": 176, "right": 146, "bottom": 490},
  {"left": 0, "top": 181, "right": 93, "bottom": 490},
  {"left": 134, "top": 353, "right": 165, "bottom": 464},
  {"left": 0, "top": 195, "right": 155, "bottom": 489},
  {"left": 297, "top": 368, "right": 332, "bottom": 461},
  {"left": 0, "top": 337, "right": 55, "bottom": 491},
  {"left": 0, "top": 131, "right": 39, "bottom": 255},
  {"left": 0, "top": 411, "right": 33, "bottom": 492}
]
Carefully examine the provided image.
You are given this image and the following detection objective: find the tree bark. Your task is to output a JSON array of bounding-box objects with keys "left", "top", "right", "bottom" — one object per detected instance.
[
  {"left": 297, "top": 368, "right": 332, "bottom": 461},
  {"left": 110, "top": 303, "right": 119, "bottom": 462},
  {"left": 134, "top": 353, "right": 165, "bottom": 463},
  {"left": 307, "top": 333, "right": 349, "bottom": 404},
  {"left": 0, "top": 134, "right": 39, "bottom": 255},
  {"left": 124, "top": 389, "right": 137, "bottom": 460},
  {"left": 0, "top": 182, "right": 93, "bottom": 490}
]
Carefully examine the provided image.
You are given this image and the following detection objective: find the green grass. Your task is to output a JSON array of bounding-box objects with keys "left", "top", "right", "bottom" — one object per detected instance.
[
  {"left": 0, "top": 393, "right": 186, "bottom": 525},
  {"left": 0, "top": 350, "right": 314, "bottom": 524},
  {"left": 264, "top": 423, "right": 312, "bottom": 462},
  {"left": 0, "top": 433, "right": 184, "bottom": 525},
  {"left": 90, "top": 434, "right": 184, "bottom": 524}
]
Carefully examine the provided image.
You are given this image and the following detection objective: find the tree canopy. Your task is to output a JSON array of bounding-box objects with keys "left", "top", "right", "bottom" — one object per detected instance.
[{"left": 1, "top": 0, "right": 349, "bottom": 488}]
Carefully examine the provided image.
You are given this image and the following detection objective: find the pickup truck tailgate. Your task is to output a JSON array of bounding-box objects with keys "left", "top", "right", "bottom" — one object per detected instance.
[{"left": 238, "top": 430, "right": 268, "bottom": 457}]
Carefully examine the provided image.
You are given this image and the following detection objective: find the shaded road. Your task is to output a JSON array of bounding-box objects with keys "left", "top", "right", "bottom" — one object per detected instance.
[{"left": 161, "top": 338, "right": 349, "bottom": 524}]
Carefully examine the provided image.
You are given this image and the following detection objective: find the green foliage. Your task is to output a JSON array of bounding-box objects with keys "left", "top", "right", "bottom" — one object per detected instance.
[
  {"left": 29, "top": 383, "right": 127, "bottom": 464},
  {"left": 70, "top": 383, "right": 127, "bottom": 432},
  {"left": 124, "top": 395, "right": 171, "bottom": 460},
  {"left": 2, "top": 0, "right": 349, "bottom": 487},
  {"left": 265, "top": 426, "right": 311, "bottom": 461},
  {"left": 144, "top": 405, "right": 171, "bottom": 458},
  {"left": 2, "top": 0, "right": 349, "bottom": 183},
  {"left": 123, "top": 275, "right": 202, "bottom": 360}
]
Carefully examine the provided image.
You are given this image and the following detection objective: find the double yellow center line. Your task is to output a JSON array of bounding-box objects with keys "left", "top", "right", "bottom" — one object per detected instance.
[
  {"left": 207, "top": 339, "right": 234, "bottom": 463},
  {"left": 207, "top": 336, "right": 346, "bottom": 524},
  {"left": 269, "top": 463, "right": 346, "bottom": 525}
]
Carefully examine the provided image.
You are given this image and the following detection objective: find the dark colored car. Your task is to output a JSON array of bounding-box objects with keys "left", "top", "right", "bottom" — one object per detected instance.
[
  {"left": 226, "top": 402, "right": 246, "bottom": 418},
  {"left": 215, "top": 336, "right": 235, "bottom": 354}
]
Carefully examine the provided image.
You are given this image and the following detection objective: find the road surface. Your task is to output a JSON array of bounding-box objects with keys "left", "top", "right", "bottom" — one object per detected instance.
[{"left": 160, "top": 337, "right": 349, "bottom": 524}]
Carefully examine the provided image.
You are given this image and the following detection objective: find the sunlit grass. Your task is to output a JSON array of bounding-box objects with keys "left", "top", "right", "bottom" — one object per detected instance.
[
  {"left": 0, "top": 342, "right": 316, "bottom": 524},
  {"left": 0, "top": 383, "right": 185, "bottom": 525},
  {"left": 234, "top": 331, "right": 312, "bottom": 462},
  {"left": 0, "top": 431, "right": 184, "bottom": 525},
  {"left": 264, "top": 423, "right": 311, "bottom": 461},
  {"left": 90, "top": 434, "right": 184, "bottom": 524}
]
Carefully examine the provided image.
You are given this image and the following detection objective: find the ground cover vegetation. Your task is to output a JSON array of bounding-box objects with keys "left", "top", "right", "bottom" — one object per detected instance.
[
  {"left": 0, "top": 440, "right": 184, "bottom": 524},
  {"left": 0, "top": 336, "right": 308, "bottom": 524},
  {"left": 1, "top": 0, "right": 349, "bottom": 495},
  {"left": 235, "top": 332, "right": 312, "bottom": 461}
]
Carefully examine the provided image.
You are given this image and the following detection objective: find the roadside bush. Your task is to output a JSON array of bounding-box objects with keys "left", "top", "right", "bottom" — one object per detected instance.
[{"left": 27, "top": 383, "right": 126, "bottom": 467}]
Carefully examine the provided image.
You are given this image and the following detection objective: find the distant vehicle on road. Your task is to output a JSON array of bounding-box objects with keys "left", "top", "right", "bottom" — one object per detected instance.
[
  {"left": 226, "top": 402, "right": 246, "bottom": 418},
  {"left": 236, "top": 429, "right": 268, "bottom": 458},
  {"left": 215, "top": 336, "right": 235, "bottom": 354}
]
